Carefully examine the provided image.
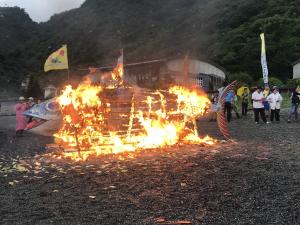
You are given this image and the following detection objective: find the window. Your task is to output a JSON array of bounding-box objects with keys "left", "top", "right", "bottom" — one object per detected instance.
[{"left": 196, "top": 77, "right": 203, "bottom": 87}]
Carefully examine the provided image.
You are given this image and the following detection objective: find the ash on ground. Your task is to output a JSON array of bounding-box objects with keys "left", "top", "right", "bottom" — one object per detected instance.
[{"left": 0, "top": 111, "right": 299, "bottom": 225}]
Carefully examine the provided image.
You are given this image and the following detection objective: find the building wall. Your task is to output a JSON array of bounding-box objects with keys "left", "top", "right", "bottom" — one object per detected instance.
[
  {"left": 192, "top": 74, "right": 224, "bottom": 92},
  {"left": 124, "top": 58, "right": 226, "bottom": 92},
  {"left": 125, "top": 62, "right": 162, "bottom": 89},
  {"left": 166, "top": 59, "right": 226, "bottom": 92},
  {"left": 293, "top": 63, "right": 300, "bottom": 79},
  {"left": 166, "top": 59, "right": 226, "bottom": 79}
]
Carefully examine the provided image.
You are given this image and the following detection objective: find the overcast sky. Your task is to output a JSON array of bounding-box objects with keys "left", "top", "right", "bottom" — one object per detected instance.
[{"left": 0, "top": 0, "right": 85, "bottom": 22}]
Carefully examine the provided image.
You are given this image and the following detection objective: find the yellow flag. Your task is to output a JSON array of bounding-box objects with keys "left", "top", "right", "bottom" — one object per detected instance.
[
  {"left": 260, "top": 33, "right": 266, "bottom": 54},
  {"left": 44, "top": 45, "right": 69, "bottom": 72}
]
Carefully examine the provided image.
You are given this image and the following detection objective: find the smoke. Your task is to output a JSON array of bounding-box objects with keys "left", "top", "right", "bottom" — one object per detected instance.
[{"left": 0, "top": 0, "right": 85, "bottom": 22}]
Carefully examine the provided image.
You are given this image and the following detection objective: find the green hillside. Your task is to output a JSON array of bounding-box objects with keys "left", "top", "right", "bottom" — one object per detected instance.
[
  {"left": 0, "top": 0, "right": 299, "bottom": 91},
  {"left": 0, "top": 7, "right": 38, "bottom": 88},
  {"left": 213, "top": 0, "right": 300, "bottom": 80}
]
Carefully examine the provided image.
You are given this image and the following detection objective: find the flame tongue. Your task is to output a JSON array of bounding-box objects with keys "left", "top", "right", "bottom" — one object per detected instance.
[{"left": 54, "top": 81, "right": 214, "bottom": 160}]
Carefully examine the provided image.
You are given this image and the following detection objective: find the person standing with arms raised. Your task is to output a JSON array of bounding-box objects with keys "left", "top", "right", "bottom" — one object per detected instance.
[{"left": 252, "top": 87, "right": 269, "bottom": 124}]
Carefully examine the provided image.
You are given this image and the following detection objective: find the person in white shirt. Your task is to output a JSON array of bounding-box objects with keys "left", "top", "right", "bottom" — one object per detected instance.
[
  {"left": 267, "top": 87, "right": 283, "bottom": 122},
  {"left": 252, "top": 87, "right": 268, "bottom": 124}
]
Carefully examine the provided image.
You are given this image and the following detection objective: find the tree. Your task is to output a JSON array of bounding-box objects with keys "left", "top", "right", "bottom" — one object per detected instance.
[
  {"left": 26, "top": 75, "right": 43, "bottom": 99},
  {"left": 257, "top": 77, "right": 284, "bottom": 87},
  {"left": 286, "top": 79, "right": 300, "bottom": 89},
  {"left": 228, "top": 72, "right": 254, "bottom": 85},
  {"left": 1, "top": 0, "right": 300, "bottom": 90}
]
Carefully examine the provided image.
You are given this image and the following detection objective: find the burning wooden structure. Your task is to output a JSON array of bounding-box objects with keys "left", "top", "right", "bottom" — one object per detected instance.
[
  {"left": 52, "top": 59, "right": 216, "bottom": 161},
  {"left": 54, "top": 85, "right": 214, "bottom": 160}
]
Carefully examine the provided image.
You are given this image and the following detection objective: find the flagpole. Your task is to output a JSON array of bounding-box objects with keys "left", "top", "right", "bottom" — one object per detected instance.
[
  {"left": 66, "top": 44, "right": 70, "bottom": 82},
  {"left": 260, "top": 33, "right": 269, "bottom": 87},
  {"left": 67, "top": 69, "right": 70, "bottom": 82}
]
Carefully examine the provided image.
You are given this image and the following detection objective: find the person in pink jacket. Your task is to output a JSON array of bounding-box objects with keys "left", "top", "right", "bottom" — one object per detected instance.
[{"left": 15, "top": 97, "right": 29, "bottom": 136}]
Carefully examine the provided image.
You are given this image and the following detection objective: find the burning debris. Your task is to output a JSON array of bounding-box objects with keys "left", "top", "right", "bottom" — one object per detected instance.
[{"left": 53, "top": 65, "right": 215, "bottom": 161}]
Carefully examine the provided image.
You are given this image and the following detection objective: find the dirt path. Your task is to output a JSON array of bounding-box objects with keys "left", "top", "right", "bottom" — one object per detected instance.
[{"left": 0, "top": 112, "right": 299, "bottom": 225}]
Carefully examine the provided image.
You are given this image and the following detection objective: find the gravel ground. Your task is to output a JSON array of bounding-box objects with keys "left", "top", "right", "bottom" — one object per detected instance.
[
  {"left": 0, "top": 101, "right": 17, "bottom": 116},
  {"left": 0, "top": 110, "right": 299, "bottom": 225}
]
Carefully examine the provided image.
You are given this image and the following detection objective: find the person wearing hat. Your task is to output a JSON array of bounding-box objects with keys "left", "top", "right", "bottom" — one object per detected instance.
[
  {"left": 14, "top": 96, "right": 29, "bottom": 136},
  {"left": 267, "top": 87, "right": 282, "bottom": 122},
  {"left": 252, "top": 87, "right": 269, "bottom": 124},
  {"left": 27, "top": 97, "right": 36, "bottom": 123},
  {"left": 28, "top": 97, "right": 35, "bottom": 108}
]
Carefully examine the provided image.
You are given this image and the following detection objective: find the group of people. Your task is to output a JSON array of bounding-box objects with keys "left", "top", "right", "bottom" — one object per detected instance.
[
  {"left": 13, "top": 85, "right": 300, "bottom": 136},
  {"left": 15, "top": 96, "right": 36, "bottom": 136},
  {"left": 251, "top": 86, "right": 282, "bottom": 124},
  {"left": 210, "top": 85, "right": 300, "bottom": 124}
]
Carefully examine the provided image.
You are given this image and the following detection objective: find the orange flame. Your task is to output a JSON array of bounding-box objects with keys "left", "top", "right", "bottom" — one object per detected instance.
[{"left": 54, "top": 74, "right": 214, "bottom": 160}]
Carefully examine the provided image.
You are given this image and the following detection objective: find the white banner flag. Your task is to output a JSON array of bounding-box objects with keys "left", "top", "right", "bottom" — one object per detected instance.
[{"left": 260, "top": 33, "right": 269, "bottom": 85}]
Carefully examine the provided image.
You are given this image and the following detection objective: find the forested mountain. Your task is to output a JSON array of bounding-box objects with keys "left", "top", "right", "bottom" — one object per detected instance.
[
  {"left": 213, "top": 0, "right": 300, "bottom": 80},
  {"left": 39, "top": 0, "right": 218, "bottom": 67},
  {"left": 0, "top": 0, "right": 299, "bottom": 91},
  {"left": 0, "top": 7, "right": 38, "bottom": 88}
]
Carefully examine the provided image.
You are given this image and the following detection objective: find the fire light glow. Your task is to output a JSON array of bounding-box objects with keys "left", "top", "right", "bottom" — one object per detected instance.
[{"left": 54, "top": 69, "right": 215, "bottom": 161}]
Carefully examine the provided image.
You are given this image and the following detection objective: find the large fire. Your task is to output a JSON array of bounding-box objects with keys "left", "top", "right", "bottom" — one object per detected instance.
[{"left": 54, "top": 67, "right": 215, "bottom": 160}]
